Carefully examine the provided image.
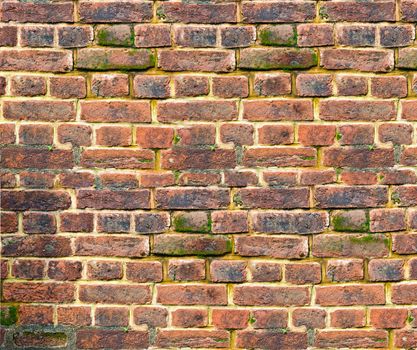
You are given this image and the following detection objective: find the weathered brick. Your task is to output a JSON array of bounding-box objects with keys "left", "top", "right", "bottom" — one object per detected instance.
[
  {"left": 1, "top": 2, "right": 74, "bottom": 23},
  {"left": 157, "top": 284, "right": 227, "bottom": 305},
  {"left": 76, "top": 330, "right": 149, "bottom": 349},
  {"left": 234, "top": 285, "right": 310, "bottom": 306},
  {"left": 316, "top": 284, "right": 385, "bottom": 306},
  {"left": 243, "top": 100, "right": 313, "bottom": 121},
  {"left": 242, "top": 2, "right": 315, "bottom": 23},
  {"left": 0, "top": 50, "right": 72, "bottom": 72},
  {"left": 320, "top": 1, "right": 395, "bottom": 22},
  {"left": 75, "top": 236, "right": 149, "bottom": 257},
  {"left": 315, "top": 330, "right": 388, "bottom": 349}
]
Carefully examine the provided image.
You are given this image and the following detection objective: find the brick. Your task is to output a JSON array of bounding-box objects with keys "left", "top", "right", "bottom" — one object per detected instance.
[
  {"left": 1, "top": 190, "right": 71, "bottom": 211},
  {"left": 96, "top": 24, "right": 132, "bottom": 46},
  {"left": 0, "top": 25, "right": 17, "bottom": 46},
  {"left": 48, "top": 260, "right": 82, "bottom": 281},
  {"left": 316, "top": 284, "right": 385, "bottom": 306},
  {"left": 174, "top": 25, "right": 216, "bottom": 48},
  {"left": 57, "top": 306, "right": 91, "bottom": 326},
  {"left": 332, "top": 210, "right": 369, "bottom": 232},
  {"left": 379, "top": 123, "right": 413, "bottom": 145},
  {"left": 81, "top": 149, "right": 153, "bottom": 169},
  {"left": 11, "top": 76, "right": 46, "bottom": 96},
  {"left": 210, "top": 260, "right": 246, "bottom": 283},
  {"left": 135, "top": 212, "right": 169, "bottom": 234},
  {"left": 286, "top": 263, "right": 321, "bottom": 285},
  {"left": 254, "top": 73, "right": 291, "bottom": 96},
  {"left": 20, "top": 172, "right": 55, "bottom": 189},
  {"left": 313, "top": 234, "right": 389, "bottom": 258},
  {"left": 1, "top": 2, "right": 74, "bottom": 22},
  {"left": 0, "top": 124, "right": 15, "bottom": 144},
  {"left": 239, "top": 48, "right": 317, "bottom": 70},
  {"left": 23, "top": 212, "right": 56, "bottom": 234},
  {"left": 157, "top": 3, "right": 236, "bottom": 24},
  {"left": 296, "top": 74, "right": 333, "bottom": 97},
  {"left": 81, "top": 100, "right": 150, "bottom": 123},
  {"left": 58, "top": 25, "right": 93, "bottom": 48},
  {"left": 100, "top": 173, "right": 137, "bottom": 190},
  {"left": 174, "top": 75, "right": 209, "bottom": 97},
  {"left": 172, "top": 308, "right": 208, "bottom": 328},
  {"left": 236, "top": 330, "right": 307, "bottom": 350},
  {"left": 155, "top": 188, "right": 229, "bottom": 209},
  {"left": 96, "top": 126, "right": 131, "bottom": 146},
  {"left": 393, "top": 233, "right": 417, "bottom": 254},
  {"left": 91, "top": 73, "right": 129, "bottom": 97},
  {"left": 0, "top": 212, "right": 18, "bottom": 233},
  {"left": 153, "top": 234, "right": 231, "bottom": 256},
  {"left": 315, "top": 330, "right": 388, "bottom": 349},
  {"left": 212, "top": 309, "right": 249, "bottom": 329},
  {"left": 224, "top": 171, "right": 258, "bottom": 187},
  {"left": 398, "top": 48, "right": 417, "bottom": 69},
  {"left": 135, "top": 24, "right": 171, "bottom": 47},
  {"left": 370, "top": 209, "right": 406, "bottom": 232},
  {"left": 299, "top": 124, "right": 335, "bottom": 146},
  {"left": 134, "top": 306, "right": 167, "bottom": 327},
  {"left": 369, "top": 259, "right": 404, "bottom": 282},
  {"left": 235, "top": 235, "right": 308, "bottom": 259},
  {"left": 157, "top": 330, "right": 229, "bottom": 348},
  {"left": 221, "top": 26, "right": 255, "bottom": 48},
  {"left": 87, "top": 261, "right": 122, "bottom": 281},
  {"left": 94, "top": 211, "right": 126, "bottom": 234},
  {"left": 402, "top": 100, "right": 417, "bottom": 120},
  {"left": 251, "top": 309, "right": 287, "bottom": 329},
  {"left": 58, "top": 172, "right": 95, "bottom": 188},
  {"left": 159, "top": 50, "right": 235, "bottom": 72},
  {"left": 79, "top": 284, "right": 151, "bottom": 304},
  {"left": 157, "top": 284, "right": 227, "bottom": 305},
  {"left": 392, "top": 283, "right": 417, "bottom": 304},
  {"left": 320, "top": 100, "right": 396, "bottom": 121},
  {"left": 323, "top": 148, "right": 394, "bottom": 169},
  {"left": 380, "top": 24, "right": 415, "bottom": 47},
  {"left": 243, "top": 147, "right": 316, "bottom": 168},
  {"left": 336, "top": 75, "right": 368, "bottom": 96},
  {"left": 252, "top": 211, "right": 327, "bottom": 234},
  {"left": 3, "top": 282, "right": 75, "bottom": 303},
  {"left": 327, "top": 259, "right": 364, "bottom": 282},
  {"left": 297, "top": 24, "right": 334, "bottom": 47},
  {"left": 2, "top": 235, "right": 71, "bottom": 257},
  {"left": 21, "top": 26, "right": 54, "bottom": 47},
  {"left": 95, "top": 307, "right": 128, "bottom": 327},
  {"left": 243, "top": 99, "right": 313, "bottom": 121},
  {"left": 76, "top": 330, "right": 149, "bottom": 349},
  {"left": 75, "top": 236, "right": 149, "bottom": 257},
  {"left": 370, "top": 308, "right": 408, "bottom": 329},
  {"left": 4, "top": 100, "right": 75, "bottom": 122},
  {"left": 12, "top": 259, "right": 45, "bottom": 279},
  {"left": 249, "top": 262, "right": 282, "bottom": 282},
  {"left": 394, "top": 330, "right": 417, "bottom": 349},
  {"left": 235, "top": 188, "right": 309, "bottom": 209},
  {"left": 320, "top": 1, "right": 395, "bottom": 22},
  {"left": 392, "top": 185, "right": 417, "bottom": 206},
  {"left": 19, "top": 125, "right": 53, "bottom": 145},
  {"left": 168, "top": 259, "right": 205, "bottom": 281},
  {"left": 158, "top": 100, "right": 237, "bottom": 122},
  {"left": 50, "top": 76, "right": 86, "bottom": 99},
  {"left": 173, "top": 211, "right": 210, "bottom": 233},
  {"left": 133, "top": 75, "right": 170, "bottom": 98},
  {"left": 263, "top": 171, "right": 297, "bottom": 187},
  {"left": 213, "top": 76, "right": 249, "bottom": 98},
  {"left": 179, "top": 173, "right": 221, "bottom": 187},
  {"left": 14, "top": 332, "right": 67, "bottom": 348},
  {"left": 0, "top": 50, "right": 72, "bottom": 72},
  {"left": 401, "top": 0, "right": 417, "bottom": 21},
  {"left": 211, "top": 211, "right": 248, "bottom": 234},
  {"left": 330, "top": 309, "right": 366, "bottom": 328},
  {"left": 220, "top": 123, "right": 253, "bottom": 145},
  {"left": 126, "top": 261, "right": 162, "bottom": 282},
  {"left": 242, "top": 2, "right": 315, "bottom": 23},
  {"left": 293, "top": 308, "right": 326, "bottom": 329},
  {"left": 79, "top": 1, "right": 152, "bottom": 23},
  {"left": 258, "top": 25, "right": 296, "bottom": 46},
  {"left": 258, "top": 125, "right": 293, "bottom": 145},
  {"left": 336, "top": 25, "right": 376, "bottom": 47},
  {"left": 234, "top": 285, "right": 310, "bottom": 306},
  {"left": 175, "top": 125, "right": 215, "bottom": 146},
  {"left": 371, "top": 76, "right": 407, "bottom": 98},
  {"left": 321, "top": 49, "right": 393, "bottom": 72}
]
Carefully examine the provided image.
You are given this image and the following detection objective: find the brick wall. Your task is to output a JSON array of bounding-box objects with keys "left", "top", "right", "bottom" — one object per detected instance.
[{"left": 1, "top": 0, "right": 417, "bottom": 349}]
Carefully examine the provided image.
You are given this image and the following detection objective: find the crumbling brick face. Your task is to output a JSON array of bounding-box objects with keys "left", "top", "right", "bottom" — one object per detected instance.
[{"left": 0, "top": 1, "right": 417, "bottom": 349}]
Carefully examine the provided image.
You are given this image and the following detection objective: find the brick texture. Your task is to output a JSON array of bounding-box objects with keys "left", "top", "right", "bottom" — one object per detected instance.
[{"left": 0, "top": 1, "right": 416, "bottom": 349}]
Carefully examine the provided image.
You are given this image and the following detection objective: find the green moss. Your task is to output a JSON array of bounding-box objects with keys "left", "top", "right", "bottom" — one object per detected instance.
[
  {"left": 259, "top": 26, "right": 297, "bottom": 47},
  {"left": 97, "top": 27, "right": 133, "bottom": 47},
  {"left": 173, "top": 215, "right": 210, "bottom": 233},
  {"left": 173, "top": 134, "right": 181, "bottom": 145},
  {"left": 319, "top": 7, "right": 329, "bottom": 20},
  {"left": 156, "top": 7, "right": 166, "bottom": 20},
  {"left": 0, "top": 306, "right": 18, "bottom": 326},
  {"left": 392, "top": 192, "right": 401, "bottom": 205},
  {"left": 336, "top": 131, "right": 342, "bottom": 141},
  {"left": 233, "top": 193, "right": 243, "bottom": 207},
  {"left": 350, "top": 234, "right": 379, "bottom": 245},
  {"left": 407, "top": 314, "right": 415, "bottom": 323},
  {"left": 332, "top": 213, "right": 369, "bottom": 232},
  {"left": 300, "top": 156, "right": 315, "bottom": 161},
  {"left": 248, "top": 314, "right": 256, "bottom": 324}
]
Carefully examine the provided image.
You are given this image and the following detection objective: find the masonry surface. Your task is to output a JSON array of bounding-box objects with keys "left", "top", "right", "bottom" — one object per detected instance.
[{"left": 1, "top": 0, "right": 417, "bottom": 349}]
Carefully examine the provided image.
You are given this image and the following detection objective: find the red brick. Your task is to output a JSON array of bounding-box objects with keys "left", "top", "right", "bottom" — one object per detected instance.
[
  {"left": 315, "top": 284, "right": 385, "bottom": 306},
  {"left": 171, "top": 308, "right": 208, "bottom": 328},
  {"left": 330, "top": 309, "right": 366, "bottom": 328},
  {"left": 293, "top": 308, "right": 326, "bottom": 329},
  {"left": 58, "top": 172, "right": 94, "bottom": 188},
  {"left": 2, "top": 235, "right": 71, "bottom": 257},
  {"left": 79, "top": 284, "right": 151, "bottom": 304},
  {"left": 392, "top": 233, "right": 417, "bottom": 255},
  {"left": 371, "top": 76, "right": 407, "bottom": 98},
  {"left": 179, "top": 173, "right": 221, "bottom": 187},
  {"left": 315, "top": 330, "right": 388, "bottom": 349},
  {"left": 251, "top": 309, "right": 287, "bottom": 329},
  {"left": 242, "top": 2, "right": 315, "bottom": 23},
  {"left": 91, "top": 73, "right": 129, "bottom": 97},
  {"left": 253, "top": 73, "right": 291, "bottom": 96},
  {"left": 394, "top": 330, "right": 417, "bottom": 349},
  {"left": 249, "top": 262, "right": 281, "bottom": 283},
  {"left": 300, "top": 170, "right": 336, "bottom": 185},
  {"left": 48, "top": 260, "right": 82, "bottom": 281},
  {"left": 234, "top": 285, "right": 310, "bottom": 306},
  {"left": 336, "top": 75, "right": 368, "bottom": 96},
  {"left": 81, "top": 149, "right": 153, "bottom": 169},
  {"left": 220, "top": 123, "right": 254, "bottom": 145},
  {"left": 243, "top": 147, "right": 316, "bottom": 167},
  {"left": 174, "top": 75, "right": 209, "bottom": 97},
  {"left": 20, "top": 26, "right": 54, "bottom": 47},
  {"left": 370, "top": 308, "right": 408, "bottom": 329},
  {"left": 336, "top": 25, "right": 376, "bottom": 47},
  {"left": 50, "top": 76, "right": 86, "bottom": 99},
  {"left": 12, "top": 259, "right": 45, "bottom": 279},
  {"left": 3, "top": 100, "right": 75, "bottom": 122},
  {"left": 158, "top": 50, "right": 235, "bottom": 72},
  {"left": 20, "top": 305, "right": 53, "bottom": 325},
  {"left": 96, "top": 24, "right": 132, "bottom": 46},
  {"left": 212, "top": 309, "right": 249, "bottom": 329},
  {"left": 3, "top": 282, "right": 75, "bottom": 303},
  {"left": 157, "top": 284, "right": 227, "bottom": 305},
  {"left": 0, "top": 25, "right": 17, "bottom": 46},
  {"left": 1, "top": 2, "right": 74, "bottom": 22},
  {"left": 210, "top": 260, "right": 246, "bottom": 283},
  {"left": 79, "top": 1, "right": 152, "bottom": 23},
  {"left": 87, "top": 260, "right": 122, "bottom": 281},
  {"left": 22, "top": 212, "right": 56, "bottom": 234},
  {"left": 57, "top": 306, "right": 91, "bottom": 326},
  {"left": 0, "top": 50, "right": 72, "bottom": 72},
  {"left": 299, "top": 124, "right": 335, "bottom": 146},
  {"left": 58, "top": 124, "right": 93, "bottom": 146},
  {"left": 243, "top": 99, "right": 313, "bottom": 121},
  {"left": 136, "top": 126, "right": 174, "bottom": 149},
  {"left": 296, "top": 74, "right": 333, "bottom": 97},
  {"left": 320, "top": 1, "right": 395, "bottom": 22},
  {"left": 224, "top": 171, "right": 258, "bottom": 187},
  {"left": 126, "top": 261, "right": 162, "bottom": 282},
  {"left": 156, "top": 330, "right": 230, "bottom": 349},
  {"left": 326, "top": 259, "right": 364, "bottom": 282},
  {"left": 95, "top": 307, "right": 129, "bottom": 327},
  {"left": 236, "top": 330, "right": 308, "bottom": 350},
  {"left": 401, "top": 147, "right": 417, "bottom": 166},
  {"left": 211, "top": 211, "right": 248, "bottom": 234},
  {"left": 285, "top": 263, "right": 321, "bottom": 285},
  {"left": 168, "top": 259, "right": 205, "bottom": 281},
  {"left": 221, "top": 26, "right": 255, "bottom": 48},
  {"left": 379, "top": 123, "right": 413, "bottom": 145},
  {"left": 96, "top": 126, "right": 131, "bottom": 147},
  {"left": 392, "top": 283, "right": 417, "bottom": 304},
  {"left": 368, "top": 259, "right": 404, "bottom": 282},
  {"left": 258, "top": 125, "right": 294, "bottom": 145},
  {"left": 157, "top": 3, "right": 236, "bottom": 24},
  {"left": 320, "top": 100, "right": 396, "bottom": 121},
  {"left": 11, "top": 75, "right": 46, "bottom": 96},
  {"left": 297, "top": 24, "right": 334, "bottom": 47},
  {"left": 258, "top": 24, "right": 296, "bottom": 46},
  {"left": 380, "top": 24, "right": 415, "bottom": 47},
  {"left": 236, "top": 235, "right": 308, "bottom": 259},
  {"left": 0, "top": 212, "right": 17, "bottom": 233},
  {"left": 134, "top": 306, "right": 168, "bottom": 328},
  {"left": 75, "top": 236, "right": 149, "bottom": 258},
  {"left": 174, "top": 25, "right": 217, "bottom": 48},
  {"left": 58, "top": 25, "right": 93, "bottom": 48},
  {"left": 1, "top": 190, "right": 71, "bottom": 211},
  {"left": 76, "top": 330, "right": 149, "bottom": 350},
  {"left": 135, "top": 24, "right": 171, "bottom": 47},
  {"left": 321, "top": 49, "right": 394, "bottom": 72},
  {"left": 19, "top": 124, "right": 53, "bottom": 145}
]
